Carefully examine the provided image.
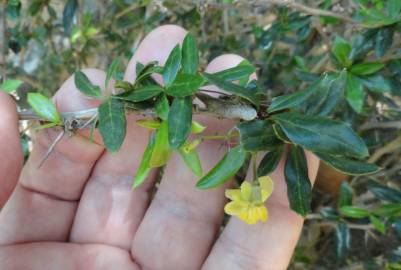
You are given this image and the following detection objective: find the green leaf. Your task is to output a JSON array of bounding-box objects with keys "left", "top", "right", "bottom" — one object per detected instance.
[
  {"left": 237, "top": 120, "right": 282, "bottom": 152},
  {"left": 273, "top": 124, "right": 291, "bottom": 143},
  {"left": 361, "top": 74, "right": 392, "bottom": 92},
  {"left": 63, "top": 0, "right": 78, "bottom": 34},
  {"left": 191, "top": 121, "right": 206, "bottom": 134},
  {"left": 387, "top": 0, "right": 401, "bottom": 18},
  {"left": 98, "top": 98, "right": 126, "bottom": 153},
  {"left": 27, "top": 93, "right": 61, "bottom": 124},
  {"left": 369, "top": 215, "right": 386, "bottom": 233},
  {"left": 303, "top": 71, "right": 347, "bottom": 116},
  {"left": 136, "top": 119, "right": 160, "bottom": 130},
  {"left": 105, "top": 59, "right": 120, "bottom": 88},
  {"left": 74, "top": 71, "right": 102, "bottom": 98},
  {"left": 345, "top": 73, "right": 365, "bottom": 113},
  {"left": 284, "top": 146, "right": 312, "bottom": 216},
  {"left": 338, "top": 182, "right": 354, "bottom": 208},
  {"left": 165, "top": 73, "right": 204, "bottom": 97},
  {"left": 163, "top": 45, "right": 181, "bottom": 87},
  {"left": 196, "top": 145, "right": 247, "bottom": 189},
  {"left": 135, "top": 61, "right": 161, "bottom": 85},
  {"left": 268, "top": 87, "right": 315, "bottom": 113},
  {"left": 213, "top": 64, "right": 256, "bottom": 82},
  {"left": 203, "top": 72, "right": 260, "bottom": 105},
  {"left": 272, "top": 111, "right": 369, "bottom": 158},
  {"left": 168, "top": 97, "right": 192, "bottom": 149},
  {"left": 335, "top": 222, "right": 350, "bottom": 262},
  {"left": 339, "top": 206, "right": 370, "bottom": 218},
  {"left": 179, "top": 148, "right": 203, "bottom": 177},
  {"left": 0, "top": 79, "right": 22, "bottom": 93},
  {"left": 374, "top": 27, "right": 394, "bottom": 58},
  {"left": 320, "top": 207, "right": 339, "bottom": 221},
  {"left": 133, "top": 135, "right": 156, "bottom": 188},
  {"left": 373, "top": 203, "right": 401, "bottom": 217},
  {"left": 119, "top": 85, "right": 163, "bottom": 102},
  {"left": 155, "top": 94, "right": 169, "bottom": 120},
  {"left": 315, "top": 152, "right": 380, "bottom": 175},
  {"left": 181, "top": 33, "right": 199, "bottom": 74},
  {"left": 350, "top": 62, "right": 385, "bottom": 76},
  {"left": 149, "top": 121, "right": 171, "bottom": 167},
  {"left": 368, "top": 181, "right": 401, "bottom": 203},
  {"left": 332, "top": 36, "right": 352, "bottom": 67},
  {"left": 257, "top": 146, "right": 284, "bottom": 177}
]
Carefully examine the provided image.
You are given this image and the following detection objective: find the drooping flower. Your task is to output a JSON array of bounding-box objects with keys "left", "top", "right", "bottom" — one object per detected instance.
[{"left": 224, "top": 176, "right": 274, "bottom": 224}]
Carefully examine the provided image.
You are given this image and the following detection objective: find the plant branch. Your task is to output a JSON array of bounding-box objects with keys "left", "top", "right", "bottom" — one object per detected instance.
[
  {"left": 368, "top": 136, "right": 401, "bottom": 163},
  {"left": 266, "top": 0, "right": 355, "bottom": 23},
  {"left": 18, "top": 94, "right": 258, "bottom": 128}
]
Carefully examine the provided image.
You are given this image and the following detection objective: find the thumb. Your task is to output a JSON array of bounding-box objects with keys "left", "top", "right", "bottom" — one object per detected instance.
[{"left": 0, "top": 92, "right": 23, "bottom": 208}]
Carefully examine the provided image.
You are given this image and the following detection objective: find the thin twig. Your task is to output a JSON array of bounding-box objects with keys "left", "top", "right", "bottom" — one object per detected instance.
[
  {"left": 368, "top": 136, "right": 401, "bottom": 163},
  {"left": 260, "top": 0, "right": 355, "bottom": 23},
  {"left": 38, "top": 130, "right": 65, "bottom": 168},
  {"left": 359, "top": 120, "right": 401, "bottom": 131}
]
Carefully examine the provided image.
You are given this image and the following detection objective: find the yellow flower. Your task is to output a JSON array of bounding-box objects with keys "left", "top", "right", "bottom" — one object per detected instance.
[{"left": 224, "top": 176, "right": 274, "bottom": 224}]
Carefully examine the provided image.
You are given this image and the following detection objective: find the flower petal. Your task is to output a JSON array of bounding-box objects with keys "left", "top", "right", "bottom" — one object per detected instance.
[
  {"left": 224, "top": 201, "right": 248, "bottom": 217},
  {"left": 225, "top": 189, "right": 242, "bottom": 201},
  {"left": 258, "top": 176, "right": 274, "bottom": 201},
  {"left": 255, "top": 205, "right": 268, "bottom": 222},
  {"left": 240, "top": 181, "right": 252, "bottom": 201}
]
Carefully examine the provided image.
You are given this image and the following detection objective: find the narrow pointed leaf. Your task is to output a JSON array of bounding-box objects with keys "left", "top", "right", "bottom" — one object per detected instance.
[
  {"left": 0, "top": 79, "right": 22, "bottom": 93},
  {"left": 369, "top": 215, "right": 385, "bottom": 233},
  {"left": 268, "top": 87, "right": 314, "bottom": 113},
  {"left": 331, "top": 36, "right": 352, "bottom": 67},
  {"left": 339, "top": 206, "right": 370, "bottom": 218},
  {"left": 165, "top": 73, "right": 204, "bottom": 97},
  {"left": 74, "top": 70, "right": 102, "bottom": 98},
  {"left": 257, "top": 146, "right": 284, "bottom": 177},
  {"left": 196, "top": 145, "right": 247, "bottom": 189},
  {"left": 179, "top": 148, "right": 203, "bottom": 177},
  {"left": 149, "top": 121, "right": 171, "bottom": 167},
  {"left": 155, "top": 94, "right": 169, "bottom": 120},
  {"left": 202, "top": 72, "right": 259, "bottom": 105},
  {"left": 284, "top": 146, "right": 312, "bottom": 216},
  {"left": 63, "top": 0, "right": 78, "bottom": 34},
  {"left": 375, "top": 27, "right": 394, "bottom": 58},
  {"left": 27, "top": 93, "right": 61, "bottom": 123},
  {"left": 98, "top": 98, "right": 126, "bottom": 153},
  {"left": 316, "top": 152, "right": 380, "bottom": 175},
  {"left": 182, "top": 33, "right": 198, "bottom": 74},
  {"left": 272, "top": 111, "right": 369, "bottom": 158},
  {"left": 350, "top": 62, "right": 385, "bottom": 76},
  {"left": 119, "top": 85, "right": 163, "bottom": 102},
  {"left": 237, "top": 120, "right": 282, "bottom": 152},
  {"left": 367, "top": 181, "right": 401, "bottom": 203},
  {"left": 335, "top": 222, "right": 350, "bottom": 262},
  {"left": 338, "top": 182, "right": 354, "bottom": 208},
  {"left": 105, "top": 59, "right": 120, "bottom": 88},
  {"left": 168, "top": 97, "right": 192, "bottom": 149},
  {"left": 213, "top": 64, "right": 256, "bottom": 82},
  {"left": 303, "top": 71, "right": 347, "bottom": 116},
  {"left": 133, "top": 135, "right": 156, "bottom": 188},
  {"left": 345, "top": 73, "right": 365, "bottom": 113},
  {"left": 163, "top": 45, "right": 181, "bottom": 87}
]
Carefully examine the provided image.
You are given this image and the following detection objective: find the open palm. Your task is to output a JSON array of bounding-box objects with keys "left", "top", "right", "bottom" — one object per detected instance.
[{"left": 0, "top": 25, "right": 319, "bottom": 270}]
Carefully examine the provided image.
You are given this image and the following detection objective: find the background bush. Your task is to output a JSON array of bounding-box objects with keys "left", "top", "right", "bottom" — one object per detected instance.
[{"left": 1, "top": 0, "right": 401, "bottom": 268}]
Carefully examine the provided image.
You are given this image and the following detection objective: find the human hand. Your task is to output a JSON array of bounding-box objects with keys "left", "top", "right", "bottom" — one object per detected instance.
[{"left": 0, "top": 25, "right": 319, "bottom": 270}]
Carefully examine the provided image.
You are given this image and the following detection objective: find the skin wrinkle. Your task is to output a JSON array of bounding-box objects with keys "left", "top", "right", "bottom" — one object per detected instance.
[{"left": 20, "top": 140, "right": 96, "bottom": 201}]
